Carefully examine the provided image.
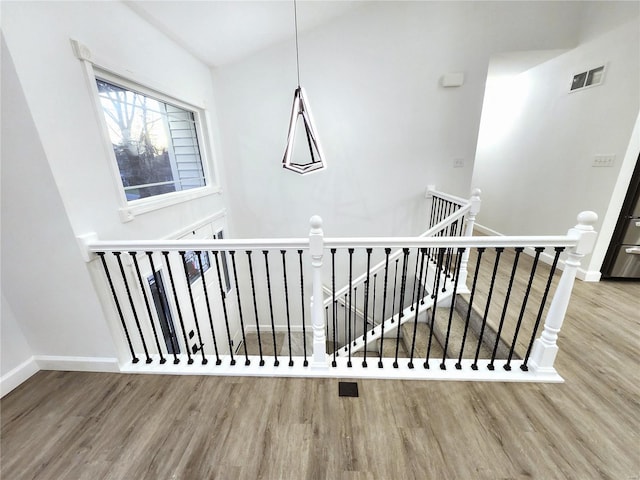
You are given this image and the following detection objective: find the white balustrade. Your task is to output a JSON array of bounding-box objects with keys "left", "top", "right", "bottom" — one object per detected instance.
[
  {"left": 309, "top": 215, "right": 328, "bottom": 368},
  {"left": 80, "top": 194, "right": 597, "bottom": 382},
  {"left": 457, "top": 188, "right": 482, "bottom": 291},
  {"left": 529, "top": 211, "right": 598, "bottom": 373}
]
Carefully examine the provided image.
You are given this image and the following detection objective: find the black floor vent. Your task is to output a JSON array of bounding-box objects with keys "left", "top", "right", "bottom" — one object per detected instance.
[{"left": 338, "top": 381, "right": 359, "bottom": 397}]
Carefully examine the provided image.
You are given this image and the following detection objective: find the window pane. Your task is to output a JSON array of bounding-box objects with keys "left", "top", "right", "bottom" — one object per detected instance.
[
  {"left": 96, "top": 79, "right": 206, "bottom": 201},
  {"left": 183, "top": 251, "right": 210, "bottom": 284}
]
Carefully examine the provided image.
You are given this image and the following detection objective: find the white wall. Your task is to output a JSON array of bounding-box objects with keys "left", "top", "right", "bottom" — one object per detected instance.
[
  {"left": 1, "top": 2, "right": 231, "bottom": 370},
  {"left": 1, "top": 36, "right": 118, "bottom": 363},
  {"left": 472, "top": 19, "right": 640, "bottom": 276},
  {"left": 1, "top": 293, "right": 33, "bottom": 376},
  {"left": 579, "top": 1, "right": 640, "bottom": 43},
  {"left": 212, "top": 1, "right": 585, "bottom": 240}
]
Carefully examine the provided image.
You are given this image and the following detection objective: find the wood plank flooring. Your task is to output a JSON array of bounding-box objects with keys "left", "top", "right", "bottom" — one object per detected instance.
[{"left": 2, "top": 273, "right": 639, "bottom": 479}]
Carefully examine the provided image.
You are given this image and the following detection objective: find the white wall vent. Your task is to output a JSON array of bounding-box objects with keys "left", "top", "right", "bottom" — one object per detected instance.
[{"left": 570, "top": 65, "right": 605, "bottom": 92}]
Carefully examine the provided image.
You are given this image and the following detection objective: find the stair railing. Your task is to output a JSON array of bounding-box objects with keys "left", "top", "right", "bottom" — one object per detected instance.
[
  {"left": 322, "top": 187, "right": 481, "bottom": 351},
  {"left": 82, "top": 208, "right": 596, "bottom": 382}
]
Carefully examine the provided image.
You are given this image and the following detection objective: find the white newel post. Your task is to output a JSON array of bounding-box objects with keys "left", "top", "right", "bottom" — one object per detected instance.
[
  {"left": 529, "top": 211, "right": 598, "bottom": 373},
  {"left": 309, "top": 215, "right": 329, "bottom": 368},
  {"left": 458, "top": 188, "right": 482, "bottom": 289}
]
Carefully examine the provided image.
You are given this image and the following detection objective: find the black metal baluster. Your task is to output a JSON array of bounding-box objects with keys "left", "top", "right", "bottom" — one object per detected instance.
[
  {"left": 431, "top": 244, "right": 440, "bottom": 299},
  {"left": 371, "top": 274, "right": 377, "bottom": 335},
  {"left": 488, "top": 247, "right": 523, "bottom": 370},
  {"left": 436, "top": 198, "right": 445, "bottom": 224},
  {"left": 471, "top": 247, "right": 504, "bottom": 370},
  {"left": 147, "top": 253, "right": 179, "bottom": 364},
  {"left": 521, "top": 247, "right": 564, "bottom": 371},
  {"left": 246, "top": 251, "right": 262, "bottom": 366},
  {"left": 262, "top": 251, "right": 279, "bottom": 367},
  {"left": 410, "top": 248, "right": 421, "bottom": 311},
  {"left": 346, "top": 249, "right": 353, "bottom": 367},
  {"left": 196, "top": 251, "right": 221, "bottom": 365},
  {"left": 424, "top": 248, "right": 445, "bottom": 369},
  {"left": 393, "top": 249, "right": 410, "bottom": 368},
  {"left": 378, "top": 249, "right": 391, "bottom": 368},
  {"left": 429, "top": 196, "right": 437, "bottom": 229},
  {"left": 98, "top": 252, "right": 138, "bottom": 364},
  {"left": 343, "top": 293, "right": 348, "bottom": 354},
  {"left": 441, "top": 248, "right": 465, "bottom": 369},
  {"left": 325, "top": 306, "right": 329, "bottom": 340},
  {"left": 390, "top": 259, "right": 399, "bottom": 324},
  {"left": 114, "top": 252, "right": 151, "bottom": 364},
  {"left": 408, "top": 249, "right": 427, "bottom": 368},
  {"left": 505, "top": 247, "right": 544, "bottom": 371},
  {"left": 331, "top": 248, "right": 337, "bottom": 367},
  {"left": 352, "top": 286, "right": 358, "bottom": 347},
  {"left": 444, "top": 221, "right": 458, "bottom": 280},
  {"left": 211, "top": 251, "right": 234, "bottom": 366},
  {"left": 179, "top": 251, "right": 208, "bottom": 365},
  {"left": 130, "top": 252, "right": 165, "bottom": 364},
  {"left": 281, "top": 250, "right": 294, "bottom": 367},
  {"left": 362, "top": 248, "right": 372, "bottom": 368},
  {"left": 230, "top": 251, "right": 250, "bottom": 365},
  {"left": 298, "top": 250, "right": 308, "bottom": 367},
  {"left": 428, "top": 198, "right": 439, "bottom": 262},
  {"left": 162, "top": 251, "right": 192, "bottom": 364},
  {"left": 456, "top": 248, "right": 485, "bottom": 369}
]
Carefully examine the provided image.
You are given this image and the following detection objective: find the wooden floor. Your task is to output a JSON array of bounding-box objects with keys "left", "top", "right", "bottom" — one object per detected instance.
[{"left": 2, "top": 276, "right": 639, "bottom": 479}]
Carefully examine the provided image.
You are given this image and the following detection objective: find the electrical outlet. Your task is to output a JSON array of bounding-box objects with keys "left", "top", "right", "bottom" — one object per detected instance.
[
  {"left": 592, "top": 154, "right": 615, "bottom": 167},
  {"left": 453, "top": 158, "right": 465, "bottom": 168}
]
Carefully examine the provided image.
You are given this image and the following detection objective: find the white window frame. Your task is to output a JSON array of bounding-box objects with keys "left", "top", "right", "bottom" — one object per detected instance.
[{"left": 73, "top": 40, "right": 221, "bottom": 223}]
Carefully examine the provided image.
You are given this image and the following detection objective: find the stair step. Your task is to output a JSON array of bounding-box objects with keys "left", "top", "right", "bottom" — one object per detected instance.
[
  {"left": 400, "top": 320, "right": 445, "bottom": 361},
  {"left": 430, "top": 305, "right": 492, "bottom": 360},
  {"left": 453, "top": 294, "right": 514, "bottom": 360}
]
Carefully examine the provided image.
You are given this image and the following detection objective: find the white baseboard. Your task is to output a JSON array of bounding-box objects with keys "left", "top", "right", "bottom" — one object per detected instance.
[
  {"left": 244, "top": 324, "right": 306, "bottom": 334},
  {"left": 34, "top": 356, "right": 120, "bottom": 372},
  {"left": 474, "top": 223, "right": 601, "bottom": 282},
  {"left": 1, "top": 357, "right": 39, "bottom": 398},
  {"left": 576, "top": 269, "right": 601, "bottom": 282},
  {"left": 473, "top": 223, "right": 503, "bottom": 237}
]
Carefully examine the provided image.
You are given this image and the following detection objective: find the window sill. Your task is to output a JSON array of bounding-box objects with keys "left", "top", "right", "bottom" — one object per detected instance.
[{"left": 118, "top": 186, "right": 222, "bottom": 223}]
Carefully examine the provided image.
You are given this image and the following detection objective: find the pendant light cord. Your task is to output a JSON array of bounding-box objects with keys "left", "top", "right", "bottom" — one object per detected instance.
[{"left": 294, "top": 0, "right": 301, "bottom": 87}]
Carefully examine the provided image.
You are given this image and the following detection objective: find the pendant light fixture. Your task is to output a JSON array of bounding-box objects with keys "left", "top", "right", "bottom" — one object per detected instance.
[{"left": 282, "top": 0, "right": 327, "bottom": 175}]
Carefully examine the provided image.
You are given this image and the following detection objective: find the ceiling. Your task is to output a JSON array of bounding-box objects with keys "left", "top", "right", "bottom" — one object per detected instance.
[{"left": 125, "top": 1, "right": 362, "bottom": 67}]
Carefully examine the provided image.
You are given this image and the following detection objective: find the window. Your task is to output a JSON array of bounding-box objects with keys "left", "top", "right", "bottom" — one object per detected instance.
[
  {"left": 95, "top": 75, "right": 208, "bottom": 202},
  {"left": 183, "top": 250, "right": 211, "bottom": 285}
]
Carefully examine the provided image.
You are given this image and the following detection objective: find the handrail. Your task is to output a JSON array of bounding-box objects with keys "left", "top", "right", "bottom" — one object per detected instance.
[
  {"left": 88, "top": 238, "right": 309, "bottom": 252},
  {"left": 323, "top": 235, "right": 577, "bottom": 249},
  {"left": 430, "top": 189, "right": 468, "bottom": 206},
  {"left": 87, "top": 233, "right": 576, "bottom": 255}
]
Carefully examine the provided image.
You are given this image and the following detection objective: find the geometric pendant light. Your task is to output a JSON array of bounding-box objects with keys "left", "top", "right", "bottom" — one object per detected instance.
[
  {"left": 282, "top": 1, "right": 327, "bottom": 175},
  {"left": 282, "top": 86, "right": 327, "bottom": 174}
]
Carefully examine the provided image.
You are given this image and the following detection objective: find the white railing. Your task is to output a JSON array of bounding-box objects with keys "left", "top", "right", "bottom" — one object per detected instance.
[
  {"left": 323, "top": 186, "right": 481, "bottom": 355},
  {"left": 82, "top": 196, "right": 597, "bottom": 382},
  {"left": 321, "top": 187, "right": 480, "bottom": 336}
]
